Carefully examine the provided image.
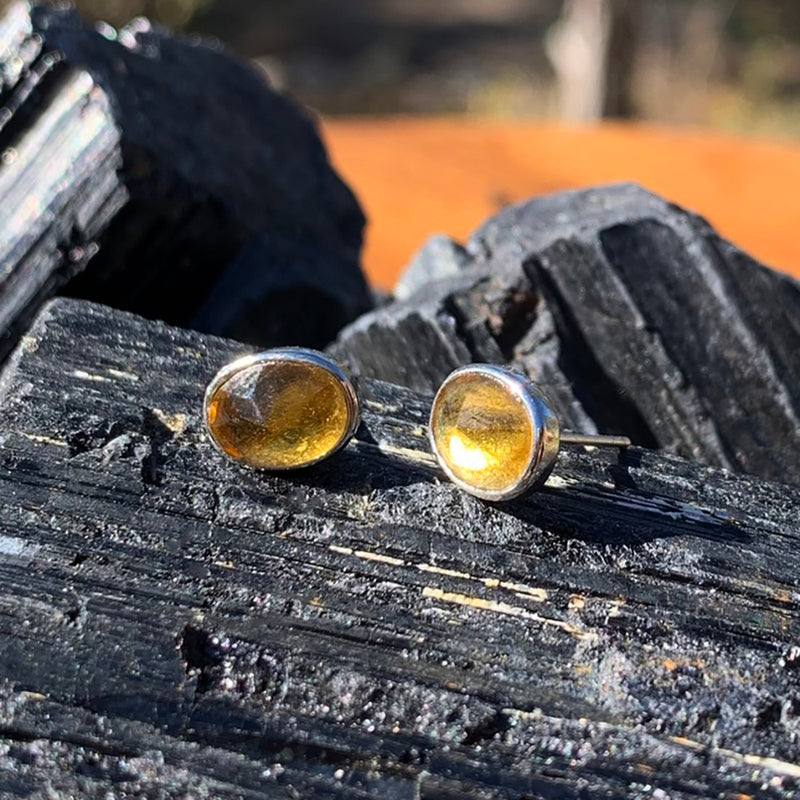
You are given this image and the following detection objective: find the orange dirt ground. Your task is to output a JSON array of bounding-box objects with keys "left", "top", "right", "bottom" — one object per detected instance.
[{"left": 321, "top": 117, "right": 800, "bottom": 291}]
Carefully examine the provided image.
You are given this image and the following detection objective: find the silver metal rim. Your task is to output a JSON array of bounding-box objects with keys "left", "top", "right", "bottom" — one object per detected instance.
[
  {"left": 203, "top": 347, "right": 360, "bottom": 470},
  {"left": 428, "top": 364, "right": 560, "bottom": 501}
]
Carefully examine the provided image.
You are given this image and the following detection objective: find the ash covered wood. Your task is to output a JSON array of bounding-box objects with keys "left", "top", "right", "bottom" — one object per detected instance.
[
  {"left": 332, "top": 184, "right": 800, "bottom": 486},
  {"left": 0, "top": 1, "right": 369, "bottom": 363},
  {"left": 0, "top": 298, "right": 798, "bottom": 798}
]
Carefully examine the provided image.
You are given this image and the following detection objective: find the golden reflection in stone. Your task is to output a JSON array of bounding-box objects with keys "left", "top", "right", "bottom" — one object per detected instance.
[
  {"left": 206, "top": 360, "right": 350, "bottom": 470},
  {"left": 431, "top": 372, "right": 535, "bottom": 494}
]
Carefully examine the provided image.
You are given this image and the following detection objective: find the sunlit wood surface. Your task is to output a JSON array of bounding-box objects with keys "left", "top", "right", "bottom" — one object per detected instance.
[{"left": 322, "top": 117, "right": 800, "bottom": 290}]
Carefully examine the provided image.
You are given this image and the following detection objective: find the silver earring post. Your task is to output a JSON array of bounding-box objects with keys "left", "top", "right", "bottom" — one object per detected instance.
[{"left": 560, "top": 432, "right": 631, "bottom": 448}]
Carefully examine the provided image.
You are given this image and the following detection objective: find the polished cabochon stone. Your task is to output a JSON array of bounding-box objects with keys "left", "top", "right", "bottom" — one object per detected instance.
[
  {"left": 206, "top": 357, "right": 354, "bottom": 470},
  {"left": 430, "top": 370, "right": 536, "bottom": 495}
]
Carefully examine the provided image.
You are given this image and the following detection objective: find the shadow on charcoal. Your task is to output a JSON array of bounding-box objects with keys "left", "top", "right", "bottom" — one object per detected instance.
[
  {"left": 276, "top": 446, "right": 435, "bottom": 494},
  {"left": 606, "top": 448, "right": 645, "bottom": 492},
  {"left": 502, "top": 484, "right": 751, "bottom": 547}
]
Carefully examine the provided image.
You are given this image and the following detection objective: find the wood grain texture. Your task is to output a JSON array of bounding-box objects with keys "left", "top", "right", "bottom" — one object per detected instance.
[
  {"left": 0, "top": 1, "right": 122, "bottom": 361},
  {"left": 0, "top": 1, "right": 369, "bottom": 362},
  {"left": 332, "top": 183, "right": 800, "bottom": 486},
  {"left": 0, "top": 298, "right": 798, "bottom": 797}
]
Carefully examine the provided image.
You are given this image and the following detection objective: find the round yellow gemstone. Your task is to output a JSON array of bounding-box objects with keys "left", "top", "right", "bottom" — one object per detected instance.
[
  {"left": 430, "top": 371, "right": 535, "bottom": 494},
  {"left": 206, "top": 359, "right": 352, "bottom": 470}
]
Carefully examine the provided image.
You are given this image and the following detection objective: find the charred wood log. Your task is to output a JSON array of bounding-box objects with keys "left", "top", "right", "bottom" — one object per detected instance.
[
  {"left": 332, "top": 183, "right": 800, "bottom": 485},
  {"left": 0, "top": 298, "right": 798, "bottom": 797},
  {"left": 0, "top": 1, "right": 369, "bottom": 363}
]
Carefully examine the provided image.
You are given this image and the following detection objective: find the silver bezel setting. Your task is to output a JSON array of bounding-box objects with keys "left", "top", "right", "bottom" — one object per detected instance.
[
  {"left": 203, "top": 347, "right": 360, "bottom": 470},
  {"left": 428, "top": 364, "right": 561, "bottom": 501}
]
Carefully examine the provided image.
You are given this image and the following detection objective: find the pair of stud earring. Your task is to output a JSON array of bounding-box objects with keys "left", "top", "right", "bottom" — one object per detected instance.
[{"left": 204, "top": 348, "right": 630, "bottom": 502}]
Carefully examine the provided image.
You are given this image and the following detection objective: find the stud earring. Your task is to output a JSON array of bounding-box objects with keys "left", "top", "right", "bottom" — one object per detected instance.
[
  {"left": 204, "top": 348, "right": 360, "bottom": 470},
  {"left": 429, "top": 364, "right": 630, "bottom": 501}
]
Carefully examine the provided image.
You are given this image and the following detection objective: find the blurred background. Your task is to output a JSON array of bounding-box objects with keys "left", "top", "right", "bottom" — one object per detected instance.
[
  {"left": 34, "top": 0, "right": 800, "bottom": 136},
  {"left": 10, "top": 0, "right": 800, "bottom": 287}
]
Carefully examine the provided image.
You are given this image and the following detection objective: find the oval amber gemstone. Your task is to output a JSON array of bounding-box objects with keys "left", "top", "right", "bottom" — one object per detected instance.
[
  {"left": 206, "top": 359, "right": 352, "bottom": 470},
  {"left": 430, "top": 371, "right": 534, "bottom": 495}
]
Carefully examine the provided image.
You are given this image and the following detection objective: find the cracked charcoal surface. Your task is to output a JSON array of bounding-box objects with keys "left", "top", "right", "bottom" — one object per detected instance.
[
  {"left": 331, "top": 184, "right": 800, "bottom": 486},
  {"left": 0, "top": 298, "right": 799, "bottom": 797},
  {"left": 0, "top": 2, "right": 370, "bottom": 363}
]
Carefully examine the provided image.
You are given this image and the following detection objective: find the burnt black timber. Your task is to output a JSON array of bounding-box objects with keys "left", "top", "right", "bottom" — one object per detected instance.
[
  {"left": 0, "top": 1, "right": 369, "bottom": 362},
  {"left": 332, "top": 184, "right": 800, "bottom": 486},
  {"left": 0, "top": 299, "right": 799, "bottom": 797}
]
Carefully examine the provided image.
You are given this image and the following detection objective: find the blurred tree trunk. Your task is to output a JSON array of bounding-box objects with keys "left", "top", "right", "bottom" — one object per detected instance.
[
  {"left": 603, "top": 0, "right": 642, "bottom": 117},
  {"left": 547, "top": 0, "right": 642, "bottom": 121}
]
